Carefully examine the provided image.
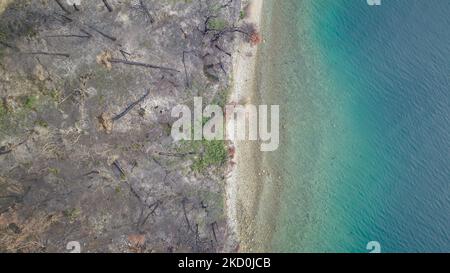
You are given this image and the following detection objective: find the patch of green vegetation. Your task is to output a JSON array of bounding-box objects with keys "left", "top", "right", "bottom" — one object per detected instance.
[
  {"left": 0, "top": 89, "right": 54, "bottom": 134},
  {"left": 240, "top": 10, "right": 246, "bottom": 20},
  {"left": 49, "top": 89, "right": 61, "bottom": 103},
  {"left": 0, "top": 101, "right": 6, "bottom": 119},
  {"left": 120, "top": 173, "right": 127, "bottom": 181},
  {"left": 185, "top": 135, "right": 228, "bottom": 173},
  {"left": 35, "top": 119, "right": 48, "bottom": 128},
  {"left": 207, "top": 18, "right": 228, "bottom": 30},
  {"left": 98, "top": 94, "right": 106, "bottom": 106},
  {"left": 0, "top": 97, "right": 33, "bottom": 132},
  {"left": 0, "top": 102, "right": 7, "bottom": 132},
  {"left": 130, "top": 143, "right": 143, "bottom": 151},
  {"left": 213, "top": 87, "right": 230, "bottom": 109},
  {"left": 175, "top": 105, "right": 229, "bottom": 173},
  {"left": 23, "top": 24, "right": 37, "bottom": 38},
  {"left": 23, "top": 95, "right": 38, "bottom": 109},
  {"left": 63, "top": 208, "right": 81, "bottom": 223},
  {"left": 201, "top": 116, "right": 211, "bottom": 127},
  {"left": 48, "top": 167, "right": 59, "bottom": 175},
  {"left": 163, "top": 123, "right": 172, "bottom": 136},
  {"left": 191, "top": 139, "right": 228, "bottom": 173}
]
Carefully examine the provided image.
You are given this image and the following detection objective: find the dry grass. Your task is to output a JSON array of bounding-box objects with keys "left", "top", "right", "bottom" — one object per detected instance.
[
  {"left": 0, "top": 209, "right": 61, "bottom": 252},
  {"left": 96, "top": 51, "right": 113, "bottom": 70}
]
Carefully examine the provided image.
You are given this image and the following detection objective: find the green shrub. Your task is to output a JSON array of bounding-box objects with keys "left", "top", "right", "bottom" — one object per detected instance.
[
  {"left": 0, "top": 102, "right": 6, "bottom": 118},
  {"left": 240, "top": 10, "right": 246, "bottom": 20},
  {"left": 208, "top": 18, "right": 227, "bottom": 30},
  {"left": 192, "top": 139, "right": 227, "bottom": 172},
  {"left": 24, "top": 95, "right": 38, "bottom": 109}
]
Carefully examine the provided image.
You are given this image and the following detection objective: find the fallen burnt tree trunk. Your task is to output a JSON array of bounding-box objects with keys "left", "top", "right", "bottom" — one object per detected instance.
[{"left": 109, "top": 58, "right": 180, "bottom": 73}]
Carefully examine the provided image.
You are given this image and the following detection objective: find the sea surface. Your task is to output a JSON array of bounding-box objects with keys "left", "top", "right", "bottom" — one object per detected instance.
[{"left": 257, "top": 0, "right": 450, "bottom": 252}]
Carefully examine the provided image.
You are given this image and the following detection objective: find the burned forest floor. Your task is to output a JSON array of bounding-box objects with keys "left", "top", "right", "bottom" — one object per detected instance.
[{"left": 0, "top": 0, "right": 255, "bottom": 253}]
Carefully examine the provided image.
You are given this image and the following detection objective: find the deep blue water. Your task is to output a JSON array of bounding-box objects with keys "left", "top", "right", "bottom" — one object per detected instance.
[{"left": 268, "top": 0, "right": 450, "bottom": 252}]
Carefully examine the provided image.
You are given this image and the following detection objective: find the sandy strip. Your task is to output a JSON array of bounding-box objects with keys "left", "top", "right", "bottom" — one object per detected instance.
[{"left": 225, "top": 0, "right": 264, "bottom": 252}]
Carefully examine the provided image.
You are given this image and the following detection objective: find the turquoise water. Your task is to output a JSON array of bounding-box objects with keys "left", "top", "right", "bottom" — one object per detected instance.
[{"left": 262, "top": 0, "right": 450, "bottom": 252}]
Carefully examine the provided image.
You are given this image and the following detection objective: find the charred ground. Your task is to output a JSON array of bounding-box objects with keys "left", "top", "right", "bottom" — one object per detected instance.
[{"left": 0, "top": 0, "right": 255, "bottom": 252}]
